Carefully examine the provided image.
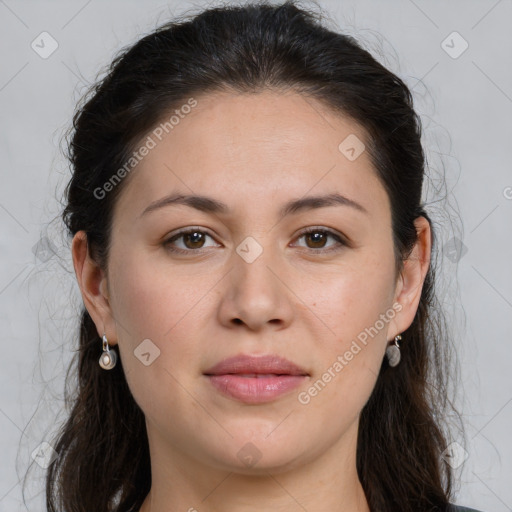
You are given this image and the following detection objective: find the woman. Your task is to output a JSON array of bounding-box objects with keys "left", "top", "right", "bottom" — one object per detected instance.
[{"left": 46, "top": 1, "right": 482, "bottom": 511}]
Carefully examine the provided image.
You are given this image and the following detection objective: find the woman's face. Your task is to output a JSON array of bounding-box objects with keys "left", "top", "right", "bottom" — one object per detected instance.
[{"left": 77, "top": 89, "right": 428, "bottom": 474}]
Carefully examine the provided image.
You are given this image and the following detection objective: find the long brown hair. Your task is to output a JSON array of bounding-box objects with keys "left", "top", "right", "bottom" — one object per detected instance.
[{"left": 32, "top": 1, "right": 463, "bottom": 510}]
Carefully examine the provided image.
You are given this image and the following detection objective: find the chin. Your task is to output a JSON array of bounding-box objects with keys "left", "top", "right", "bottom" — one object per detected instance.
[{"left": 204, "top": 434, "right": 310, "bottom": 475}]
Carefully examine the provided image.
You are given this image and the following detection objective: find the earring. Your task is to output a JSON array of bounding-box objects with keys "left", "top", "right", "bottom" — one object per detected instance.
[
  {"left": 386, "top": 334, "right": 402, "bottom": 367},
  {"left": 99, "top": 333, "right": 117, "bottom": 370}
]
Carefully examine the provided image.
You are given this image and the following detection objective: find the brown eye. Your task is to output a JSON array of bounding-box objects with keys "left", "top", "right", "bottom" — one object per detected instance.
[
  {"left": 181, "top": 231, "right": 206, "bottom": 249},
  {"left": 304, "top": 231, "right": 328, "bottom": 249},
  {"left": 164, "top": 229, "right": 218, "bottom": 253},
  {"left": 293, "top": 228, "right": 347, "bottom": 253}
]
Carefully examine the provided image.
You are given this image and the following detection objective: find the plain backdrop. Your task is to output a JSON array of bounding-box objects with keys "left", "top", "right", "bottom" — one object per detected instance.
[{"left": 0, "top": 0, "right": 511, "bottom": 511}]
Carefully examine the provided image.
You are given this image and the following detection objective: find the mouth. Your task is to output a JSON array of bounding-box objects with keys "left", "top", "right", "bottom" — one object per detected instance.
[
  {"left": 203, "top": 354, "right": 309, "bottom": 404},
  {"left": 230, "top": 373, "right": 294, "bottom": 378}
]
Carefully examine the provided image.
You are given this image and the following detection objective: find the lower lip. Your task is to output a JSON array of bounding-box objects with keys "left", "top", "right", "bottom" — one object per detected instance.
[{"left": 205, "top": 374, "right": 307, "bottom": 404}]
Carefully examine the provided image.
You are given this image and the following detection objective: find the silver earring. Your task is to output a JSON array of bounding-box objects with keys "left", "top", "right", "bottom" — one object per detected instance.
[
  {"left": 386, "top": 334, "right": 402, "bottom": 367},
  {"left": 99, "top": 333, "right": 117, "bottom": 370}
]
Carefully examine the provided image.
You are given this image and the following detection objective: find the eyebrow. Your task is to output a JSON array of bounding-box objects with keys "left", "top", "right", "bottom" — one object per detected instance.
[{"left": 138, "top": 192, "right": 370, "bottom": 219}]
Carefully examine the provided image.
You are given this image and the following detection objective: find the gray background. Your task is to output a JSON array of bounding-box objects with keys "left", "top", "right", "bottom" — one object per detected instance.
[{"left": 1, "top": 0, "right": 511, "bottom": 510}]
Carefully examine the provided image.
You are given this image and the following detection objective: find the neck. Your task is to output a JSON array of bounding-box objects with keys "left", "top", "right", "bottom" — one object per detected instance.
[{"left": 138, "top": 420, "right": 370, "bottom": 512}]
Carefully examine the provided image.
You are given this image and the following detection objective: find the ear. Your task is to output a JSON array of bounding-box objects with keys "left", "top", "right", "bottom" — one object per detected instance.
[
  {"left": 71, "top": 230, "right": 118, "bottom": 346},
  {"left": 388, "top": 216, "right": 431, "bottom": 339}
]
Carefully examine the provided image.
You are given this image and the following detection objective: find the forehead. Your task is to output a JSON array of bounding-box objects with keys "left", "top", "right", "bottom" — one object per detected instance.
[{"left": 112, "top": 89, "right": 389, "bottom": 224}]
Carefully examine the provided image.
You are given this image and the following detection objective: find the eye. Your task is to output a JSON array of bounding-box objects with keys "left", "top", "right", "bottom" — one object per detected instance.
[
  {"left": 292, "top": 227, "right": 347, "bottom": 253},
  {"left": 163, "top": 226, "right": 348, "bottom": 255},
  {"left": 163, "top": 228, "right": 219, "bottom": 254}
]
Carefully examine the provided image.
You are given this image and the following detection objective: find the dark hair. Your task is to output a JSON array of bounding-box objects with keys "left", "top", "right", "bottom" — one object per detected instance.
[{"left": 40, "top": 1, "right": 462, "bottom": 510}]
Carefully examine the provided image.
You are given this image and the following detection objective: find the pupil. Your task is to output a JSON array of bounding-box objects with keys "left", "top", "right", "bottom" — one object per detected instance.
[
  {"left": 186, "top": 232, "right": 204, "bottom": 248},
  {"left": 308, "top": 232, "right": 325, "bottom": 248}
]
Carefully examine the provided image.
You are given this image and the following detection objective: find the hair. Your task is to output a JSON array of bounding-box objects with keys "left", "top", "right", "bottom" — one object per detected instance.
[{"left": 41, "top": 1, "right": 462, "bottom": 510}]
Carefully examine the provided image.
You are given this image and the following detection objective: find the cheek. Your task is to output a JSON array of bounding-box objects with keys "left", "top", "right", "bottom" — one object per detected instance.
[
  {"left": 108, "top": 246, "right": 208, "bottom": 341},
  {"left": 108, "top": 250, "right": 207, "bottom": 419},
  {"left": 296, "top": 256, "right": 395, "bottom": 389},
  {"left": 108, "top": 249, "right": 216, "bottom": 403},
  {"left": 297, "top": 269, "right": 390, "bottom": 421},
  {"left": 302, "top": 261, "right": 394, "bottom": 335}
]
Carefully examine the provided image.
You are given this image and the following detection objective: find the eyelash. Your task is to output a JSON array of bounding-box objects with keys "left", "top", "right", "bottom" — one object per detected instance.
[{"left": 162, "top": 226, "right": 348, "bottom": 255}]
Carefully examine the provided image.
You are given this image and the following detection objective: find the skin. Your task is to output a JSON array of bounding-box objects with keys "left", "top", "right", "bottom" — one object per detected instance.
[{"left": 72, "top": 89, "right": 431, "bottom": 512}]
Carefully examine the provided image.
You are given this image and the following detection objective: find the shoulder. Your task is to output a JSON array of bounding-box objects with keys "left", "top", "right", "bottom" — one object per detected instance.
[{"left": 448, "top": 504, "right": 485, "bottom": 512}]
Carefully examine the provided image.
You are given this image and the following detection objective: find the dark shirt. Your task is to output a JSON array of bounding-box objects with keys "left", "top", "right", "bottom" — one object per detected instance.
[{"left": 449, "top": 505, "right": 484, "bottom": 512}]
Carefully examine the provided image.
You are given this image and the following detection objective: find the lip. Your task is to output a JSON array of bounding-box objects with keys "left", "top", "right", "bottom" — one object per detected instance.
[
  {"left": 203, "top": 354, "right": 309, "bottom": 404},
  {"left": 204, "top": 354, "right": 309, "bottom": 376}
]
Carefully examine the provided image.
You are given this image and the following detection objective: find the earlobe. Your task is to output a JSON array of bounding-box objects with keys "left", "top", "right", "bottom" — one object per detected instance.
[{"left": 71, "top": 230, "right": 117, "bottom": 344}]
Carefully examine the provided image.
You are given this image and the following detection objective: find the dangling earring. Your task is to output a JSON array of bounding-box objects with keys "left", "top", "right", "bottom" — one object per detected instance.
[
  {"left": 99, "top": 333, "right": 117, "bottom": 370},
  {"left": 386, "top": 334, "right": 402, "bottom": 367}
]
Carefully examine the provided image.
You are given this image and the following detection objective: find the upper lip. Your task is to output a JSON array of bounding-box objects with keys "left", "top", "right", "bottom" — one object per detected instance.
[{"left": 203, "top": 354, "right": 309, "bottom": 376}]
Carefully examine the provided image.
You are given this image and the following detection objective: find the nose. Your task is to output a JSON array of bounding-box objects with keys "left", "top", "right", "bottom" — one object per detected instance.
[{"left": 216, "top": 243, "right": 295, "bottom": 332}]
